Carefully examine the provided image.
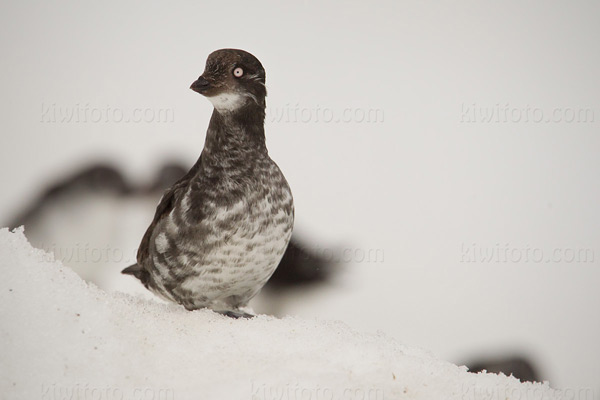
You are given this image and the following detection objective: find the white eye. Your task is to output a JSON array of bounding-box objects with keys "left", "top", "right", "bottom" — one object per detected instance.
[{"left": 233, "top": 67, "right": 244, "bottom": 78}]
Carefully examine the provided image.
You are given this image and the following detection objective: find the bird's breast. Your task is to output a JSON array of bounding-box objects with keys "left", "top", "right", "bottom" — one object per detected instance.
[
  {"left": 156, "top": 167, "right": 293, "bottom": 272},
  {"left": 146, "top": 157, "right": 294, "bottom": 308}
]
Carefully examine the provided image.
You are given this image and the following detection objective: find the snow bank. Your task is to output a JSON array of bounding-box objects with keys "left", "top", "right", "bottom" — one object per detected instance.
[{"left": 1, "top": 227, "right": 560, "bottom": 400}]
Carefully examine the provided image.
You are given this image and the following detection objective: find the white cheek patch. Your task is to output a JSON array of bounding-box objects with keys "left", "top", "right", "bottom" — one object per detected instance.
[{"left": 207, "top": 92, "right": 245, "bottom": 112}]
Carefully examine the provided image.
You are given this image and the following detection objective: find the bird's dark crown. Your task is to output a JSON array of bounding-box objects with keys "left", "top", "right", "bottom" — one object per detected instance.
[{"left": 190, "top": 49, "right": 267, "bottom": 112}]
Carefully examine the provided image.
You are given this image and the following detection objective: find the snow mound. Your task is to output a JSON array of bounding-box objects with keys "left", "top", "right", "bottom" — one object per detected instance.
[{"left": 1, "top": 227, "right": 560, "bottom": 400}]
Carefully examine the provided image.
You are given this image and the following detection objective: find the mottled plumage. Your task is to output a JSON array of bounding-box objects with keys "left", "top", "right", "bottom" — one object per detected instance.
[{"left": 123, "top": 49, "right": 294, "bottom": 317}]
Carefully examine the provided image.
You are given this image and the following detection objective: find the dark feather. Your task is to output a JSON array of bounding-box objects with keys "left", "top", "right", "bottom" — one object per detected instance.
[{"left": 135, "top": 155, "right": 203, "bottom": 268}]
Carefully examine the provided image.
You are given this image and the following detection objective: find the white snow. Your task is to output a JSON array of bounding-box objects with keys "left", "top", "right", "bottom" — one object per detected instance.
[{"left": 1, "top": 227, "right": 562, "bottom": 400}]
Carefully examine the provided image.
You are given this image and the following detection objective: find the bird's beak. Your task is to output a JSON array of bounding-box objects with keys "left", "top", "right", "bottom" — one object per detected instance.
[{"left": 190, "top": 76, "right": 211, "bottom": 94}]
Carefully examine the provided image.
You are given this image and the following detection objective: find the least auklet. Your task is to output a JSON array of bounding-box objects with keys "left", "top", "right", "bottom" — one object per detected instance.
[{"left": 122, "top": 49, "right": 294, "bottom": 318}]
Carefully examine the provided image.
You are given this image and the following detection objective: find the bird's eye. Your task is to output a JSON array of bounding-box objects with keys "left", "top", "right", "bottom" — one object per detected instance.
[{"left": 233, "top": 67, "right": 244, "bottom": 78}]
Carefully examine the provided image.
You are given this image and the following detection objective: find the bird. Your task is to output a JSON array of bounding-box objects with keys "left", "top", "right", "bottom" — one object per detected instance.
[{"left": 122, "top": 49, "right": 294, "bottom": 318}]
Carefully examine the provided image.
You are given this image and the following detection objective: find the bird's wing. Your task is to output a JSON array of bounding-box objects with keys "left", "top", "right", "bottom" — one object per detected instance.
[{"left": 136, "top": 155, "right": 202, "bottom": 268}]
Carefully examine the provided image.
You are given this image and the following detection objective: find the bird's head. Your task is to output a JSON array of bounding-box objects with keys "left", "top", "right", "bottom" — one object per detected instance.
[{"left": 190, "top": 49, "right": 267, "bottom": 113}]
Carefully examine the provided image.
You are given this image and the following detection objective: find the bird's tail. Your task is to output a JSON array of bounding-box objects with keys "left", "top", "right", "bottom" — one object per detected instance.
[
  {"left": 122, "top": 263, "right": 143, "bottom": 279},
  {"left": 122, "top": 263, "right": 152, "bottom": 290}
]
